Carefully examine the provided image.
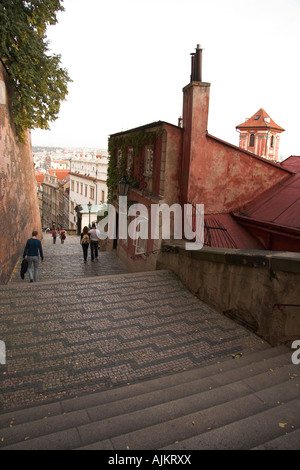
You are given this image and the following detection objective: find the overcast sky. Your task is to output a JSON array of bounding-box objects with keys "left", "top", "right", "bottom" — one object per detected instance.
[{"left": 31, "top": 0, "right": 300, "bottom": 160}]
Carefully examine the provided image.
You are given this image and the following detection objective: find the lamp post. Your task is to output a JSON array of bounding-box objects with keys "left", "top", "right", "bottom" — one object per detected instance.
[
  {"left": 87, "top": 201, "right": 92, "bottom": 228},
  {"left": 118, "top": 174, "right": 130, "bottom": 197}
]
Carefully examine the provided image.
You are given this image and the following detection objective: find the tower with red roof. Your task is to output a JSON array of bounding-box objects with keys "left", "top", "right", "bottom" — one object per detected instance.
[{"left": 236, "top": 108, "right": 285, "bottom": 161}]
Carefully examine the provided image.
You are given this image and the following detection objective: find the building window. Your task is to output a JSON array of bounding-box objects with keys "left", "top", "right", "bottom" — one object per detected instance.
[
  {"left": 270, "top": 135, "right": 274, "bottom": 148},
  {"left": 90, "top": 187, "right": 95, "bottom": 200},
  {"left": 71, "top": 180, "right": 74, "bottom": 191},
  {"left": 80, "top": 183, "right": 83, "bottom": 195},
  {"left": 101, "top": 190, "right": 105, "bottom": 202},
  {"left": 77, "top": 182, "right": 79, "bottom": 193},
  {"left": 249, "top": 134, "right": 255, "bottom": 147},
  {"left": 117, "top": 150, "right": 122, "bottom": 168},
  {"left": 134, "top": 236, "right": 148, "bottom": 254},
  {"left": 85, "top": 185, "right": 88, "bottom": 197},
  {"left": 145, "top": 146, "right": 154, "bottom": 175},
  {"left": 127, "top": 148, "right": 133, "bottom": 173}
]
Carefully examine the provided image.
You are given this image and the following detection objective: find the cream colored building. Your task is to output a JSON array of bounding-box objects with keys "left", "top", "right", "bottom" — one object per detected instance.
[{"left": 69, "top": 152, "right": 108, "bottom": 232}]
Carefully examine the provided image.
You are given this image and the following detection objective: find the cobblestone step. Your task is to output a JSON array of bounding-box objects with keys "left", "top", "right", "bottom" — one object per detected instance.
[
  {"left": 0, "top": 346, "right": 298, "bottom": 450},
  {"left": 0, "top": 270, "right": 269, "bottom": 413}
]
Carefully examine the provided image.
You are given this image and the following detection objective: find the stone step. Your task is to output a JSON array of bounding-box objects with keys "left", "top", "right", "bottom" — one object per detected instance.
[
  {"left": 77, "top": 376, "right": 300, "bottom": 450},
  {"left": 252, "top": 428, "right": 300, "bottom": 450},
  {"left": 160, "top": 398, "right": 300, "bottom": 451},
  {"left": 0, "top": 346, "right": 298, "bottom": 450},
  {"left": 0, "top": 345, "right": 290, "bottom": 429}
]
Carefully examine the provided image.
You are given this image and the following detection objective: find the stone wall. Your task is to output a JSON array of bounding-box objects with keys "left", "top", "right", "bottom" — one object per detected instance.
[
  {"left": 158, "top": 242, "right": 300, "bottom": 345},
  {"left": 0, "top": 63, "right": 42, "bottom": 284}
]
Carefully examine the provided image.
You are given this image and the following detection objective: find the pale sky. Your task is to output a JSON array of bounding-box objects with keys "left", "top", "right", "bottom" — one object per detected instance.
[{"left": 31, "top": 0, "right": 300, "bottom": 160}]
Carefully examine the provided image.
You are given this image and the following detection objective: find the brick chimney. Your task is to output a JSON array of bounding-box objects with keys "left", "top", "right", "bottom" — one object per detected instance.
[{"left": 181, "top": 45, "right": 211, "bottom": 203}]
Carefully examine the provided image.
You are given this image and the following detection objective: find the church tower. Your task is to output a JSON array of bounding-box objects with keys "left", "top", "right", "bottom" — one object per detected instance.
[{"left": 236, "top": 109, "right": 285, "bottom": 161}]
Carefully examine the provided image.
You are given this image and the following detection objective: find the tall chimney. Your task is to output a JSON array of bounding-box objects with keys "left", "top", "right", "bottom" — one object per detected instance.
[
  {"left": 190, "top": 44, "right": 203, "bottom": 82},
  {"left": 181, "top": 45, "right": 210, "bottom": 203}
]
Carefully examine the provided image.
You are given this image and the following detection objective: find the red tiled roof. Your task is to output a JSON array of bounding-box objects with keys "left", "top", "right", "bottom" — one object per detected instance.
[
  {"left": 35, "top": 171, "right": 45, "bottom": 187},
  {"left": 236, "top": 108, "right": 285, "bottom": 132},
  {"left": 204, "top": 214, "right": 264, "bottom": 249},
  {"left": 49, "top": 169, "right": 70, "bottom": 182}
]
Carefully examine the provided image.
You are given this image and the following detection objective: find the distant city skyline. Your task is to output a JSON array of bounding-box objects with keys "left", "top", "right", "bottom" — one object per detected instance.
[{"left": 32, "top": 0, "right": 300, "bottom": 161}]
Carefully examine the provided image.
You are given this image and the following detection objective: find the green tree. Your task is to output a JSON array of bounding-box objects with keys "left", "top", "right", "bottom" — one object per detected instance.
[{"left": 0, "top": 0, "right": 72, "bottom": 143}]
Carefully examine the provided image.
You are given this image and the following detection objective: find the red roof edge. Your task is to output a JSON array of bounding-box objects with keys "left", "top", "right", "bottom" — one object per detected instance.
[
  {"left": 232, "top": 211, "right": 300, "bottom": 237},
  {"left": 206, "top": 132, "right": 292, "bottom": 173},
  {"left": 236, "top": 108, "right": 285, "bottom": 132}
]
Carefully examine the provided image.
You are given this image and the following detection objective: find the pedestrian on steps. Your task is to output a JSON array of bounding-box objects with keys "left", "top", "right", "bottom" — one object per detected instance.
[
  {"left": 23, "top": 230, "right": 44, "bottom": 282},
  {"left": 88, "top": 223, "right": 101, "bottom": 261},
  {"left": 60, "top": 229, "right": 66, "bottom": 244},
  {"left": 80, "top": 226, "right": 90, "bottom": 263},
  {"left": 52, "top": 227, "right": 57, "bottom": 244}
]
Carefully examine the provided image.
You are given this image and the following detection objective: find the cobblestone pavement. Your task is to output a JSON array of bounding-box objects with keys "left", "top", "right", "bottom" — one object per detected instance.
[
  {"left": 0, "top": 233, "right": 269, "bottom": 413},
  {"left": 9, "top": 233, "right": 128, "bottom": 283}
]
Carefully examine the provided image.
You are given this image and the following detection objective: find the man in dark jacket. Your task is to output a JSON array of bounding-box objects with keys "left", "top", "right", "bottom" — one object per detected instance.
[{"left": 23, "top": 231, "right": 44, "bottom": 282}]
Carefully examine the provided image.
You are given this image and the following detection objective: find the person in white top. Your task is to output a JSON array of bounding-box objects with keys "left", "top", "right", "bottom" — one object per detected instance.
[{"left": 88, "top": 223, "right": 101, "bottom": 261}]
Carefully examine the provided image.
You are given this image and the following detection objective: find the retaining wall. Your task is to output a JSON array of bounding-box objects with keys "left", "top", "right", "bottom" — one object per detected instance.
[{"left": 158, "top": 243, "right": 300, "bottom": 345}]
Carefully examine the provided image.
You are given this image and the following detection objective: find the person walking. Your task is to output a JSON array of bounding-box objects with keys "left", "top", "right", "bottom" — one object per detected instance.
[
  {"left": 80, "top": 226, "right": 90, "bottom": 263},
  {"left": 60, "top": 229, "right": 66, "bottom": 244},
  {"left": 23, "top": 231, "right": 44, "bottom": 282},
  {"left": 88, "top": 223, "right": 101, "bottom": 261},
  {"left": 52, "top": 227, "right": 57, "bottom": 244}
]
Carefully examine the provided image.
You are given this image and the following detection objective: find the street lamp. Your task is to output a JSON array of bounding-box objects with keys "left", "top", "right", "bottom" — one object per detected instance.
[
  {"left": 118, "top": 174, "right": 130, "bottom": 197},
  {"left": 87, "top": 201, "right": 92, "bottom": 228}
]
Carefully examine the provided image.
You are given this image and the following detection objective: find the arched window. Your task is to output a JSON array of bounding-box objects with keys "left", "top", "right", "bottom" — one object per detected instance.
[{"left": 249, "top": 133, "right": 255, "bottom": 147}]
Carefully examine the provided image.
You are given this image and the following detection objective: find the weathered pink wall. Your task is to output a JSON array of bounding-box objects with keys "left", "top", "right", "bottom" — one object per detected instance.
[
  {"left": 0, "top": 63, "right": 42, "bottom": 284},
  {"left": 188, "top": 133, "right": 292, "bottom": 213},
  {"left": 181, "top": 81, "right": 291, "bottom": 213}
]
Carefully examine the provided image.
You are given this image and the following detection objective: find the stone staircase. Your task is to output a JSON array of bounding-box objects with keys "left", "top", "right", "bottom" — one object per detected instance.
[
  {"left": 0, "top": 344, "right": 299, "bottom": 450},
  {"left": 1, "top": 236, "right": 299, "bottom": 450}
]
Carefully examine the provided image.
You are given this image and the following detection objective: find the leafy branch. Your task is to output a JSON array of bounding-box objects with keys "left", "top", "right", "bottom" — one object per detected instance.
[{"left": 0, "top": 0, "right": 72, "bottom": 143}]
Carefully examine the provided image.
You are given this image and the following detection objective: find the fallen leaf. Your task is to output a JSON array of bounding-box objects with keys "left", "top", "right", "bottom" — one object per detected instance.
[{"left": 279, "top": 423, "right": 287, "bottom": 428}]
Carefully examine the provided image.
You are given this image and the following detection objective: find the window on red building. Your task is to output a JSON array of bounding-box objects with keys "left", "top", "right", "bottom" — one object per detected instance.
[
  {"left": 145, "top": 146, "right": 154, "bottom": 176},
  {"left": 117, "top": 150, "right": 122, "bottom": 168},
  {"left": 127, "top": 148, "right": 133, "bottom": 173},
  {"left": 249, "top": 134, "right": 255, "bottom": 147}
]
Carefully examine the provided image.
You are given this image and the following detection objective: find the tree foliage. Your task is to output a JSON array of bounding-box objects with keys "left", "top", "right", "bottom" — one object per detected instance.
[{"left": 0, "top": 0, "right": 72, "bottom": 142}]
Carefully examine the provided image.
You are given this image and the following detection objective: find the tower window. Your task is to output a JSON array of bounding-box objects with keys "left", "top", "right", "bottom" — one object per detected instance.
[
  {"left": 254, "top": 115, "right": 260, "bottom": 120},
  {"left": 270, "top": 135, "right": 274, "bottom": 148},
  {"left": 249, "top": 134, "right": 255, "bottom": 147}
]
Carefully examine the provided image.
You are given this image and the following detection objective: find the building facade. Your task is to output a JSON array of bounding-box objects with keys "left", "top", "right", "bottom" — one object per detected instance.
[
  {"left": 236, "top": 109, "right": 285, "bottom": 162},
  {"left": 40, "top": 169, "right": 70, "bottom": 230},
  {"left": 108, "top": 121, "right": 183, "bottom": 270},
  {"left": 69, "top": 153, "right": 108, "bottom": 232},
  {"left": 107, "top": 45, "right": 299, "bottom": 273}
]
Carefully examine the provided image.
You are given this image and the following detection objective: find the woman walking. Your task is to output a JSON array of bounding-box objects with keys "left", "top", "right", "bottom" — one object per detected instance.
[{"left": 80, "top": 226, "right": 90, "bottom": 263}]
